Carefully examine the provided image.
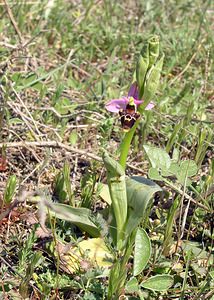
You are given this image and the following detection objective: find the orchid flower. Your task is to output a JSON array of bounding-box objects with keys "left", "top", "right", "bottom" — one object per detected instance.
[{"left": 105, "top": 82, "right": 154, "bottom": 113}]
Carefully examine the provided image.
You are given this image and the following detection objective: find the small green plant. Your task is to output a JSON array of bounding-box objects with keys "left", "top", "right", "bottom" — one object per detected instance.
[
  {"left": 80, "top": 170, "right": 97, "bottom": 208},
  {"left": 3, "top": 175, "right": 17, "bottom": 205},
  {"left": 41, "top": 36, "right": 173, "bottom": 300},
  {"left": 102, "top": 36, "right": 171, "bottom": 298},
  {"left": 53, "top": 161, "right": 74, "bottom": 205}
]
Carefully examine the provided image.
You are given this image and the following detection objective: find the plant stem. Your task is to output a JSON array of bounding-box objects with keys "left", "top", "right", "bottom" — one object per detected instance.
[{"left": 119, "top": 120, "right": 140, "bottom": 169}]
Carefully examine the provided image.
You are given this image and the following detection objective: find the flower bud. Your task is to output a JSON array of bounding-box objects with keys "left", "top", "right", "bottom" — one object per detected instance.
[
  {"left": 148, "top": 35, "right": 160, "bottom": 68},
  {"left": 3, "top": 174, "right": 17, "bottom": 204},
  {"left": 143, "top": 54, "right": 164, "bottom": 102},
  {"left": 136, "top": 43, "right": 149, "bottom": 98}
]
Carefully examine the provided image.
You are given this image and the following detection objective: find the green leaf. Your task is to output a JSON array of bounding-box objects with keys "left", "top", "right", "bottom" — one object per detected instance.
[
  {"left": 161, "top": 162, "right": 179, "bottom": 177},
  {"left": 54, "top": 98, "right": 73, "bottom": 115},
  {"left": 53, "top": 172, "right": 67, "bottom": 202},
  {"left": 163, "top": 196, "right": 180, "bottom": 256},
  {"left": 136, "top": 43, "right": 150, "bottom": 97},
  {"left": 176, "top": 160, "right": 198, "bottom": 186},
  {"left": 18, "top": 63, "right": 68, "bottom": 91},
  {"left": 103, "top": 151, "right": 124, "bottom": 177},
  {"left": 99, "top": 183, "right": 112, "bottom": 205},
  {"left": 133, "top": 228, "right": 151, "bottom": 276},
  {"left": 209, "top": 270, "right": 214, "bottom": 280},
  {"left": 143, "top": 145, "right": 171, "bottom": 170},
  {"left": 103, "top": 152, "right": 127, "bottom": 250},
  {"left": 3, "top": 175, "right": 17, "bottom": 204},
  {"left": 108, "top": 258, "right": 127, "bottom": 299},
  {"left": 143, "top": 54, "right": 164, "bottom": 102},
  {"left": 176, "top": 175, "right": 192, "bottom": 186},
  {"left": 148, "top": 167, "right": 163, "bottom": 181},
  {"left": 8, "top": 118, "right": 23, "bottom": 125},
  {"left": 63, "top": 238, "right": 113, "bottom": 273},
  {"left": 172, "top": 148, "right": 180, "bottom": 162},
  {"left": 168, "top": 162, "right": 180, "bottom": 175},
  {"left": 125, "top": 277, "right": 139, "bottom": 293},
  {"left": 166, "top": 120, "right": 184, "bottom": 153},
  {"left": 125, "top": 176, "right": 162, "bottom": 236},
  {"left": 49, "top": 203, "right": 100, "bottom": 237},
  {"left": 19, "top": 251, "right": 43, "bottom": 298},
  {"left": 179, "top": 160, "right": 198, "bottom": 177},
  {"left": 63, "top": 161, "right": 74, "bottom": 205},
  {"left": 141, "top": 274, "right": 174, "bottom": 291},
  {"left": 153, "top": 261, "right": 172, "bottom": 274},
  {"left": 69, "top": 131, "right": 78, "bottom": 145},
  {"left": 11, "top": 72, "right": 21, "bottom": 84},
  {"left": 161, "top": 167, "right": 173, "bottom": 177}
]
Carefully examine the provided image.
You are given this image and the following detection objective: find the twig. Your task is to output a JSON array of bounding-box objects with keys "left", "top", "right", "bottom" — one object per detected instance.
[
  {"left": 0, "top": 41, "right": 17, "bottom": 49},
  {"left": 28, "top": 106, "right": 105, "bottom": 120},
  {"left": 164, "top": 179, "right": 210, "bottom": 212},
  {"left": 0, "top": 140, "right": 102, "bottom": 162},
  {"left": 0, "top": 140, "right": 151, "bottom": 176},
  {"left": 66, "top": 124, "right": 97, "bottom": 129},
  {"left": 62, "top": 49, "right": 75, "bottom": 78},
  {"left": 204, "top": 290, "right": 214, "bottom": 300},
  {"left": 21, "top": 162, "right": 43, "bottom": 185},
  {"left": 6, "top": 100, "right": 62, "bottom": 142},
  {"left": 180, "top": 198, "right": 191, "bottom": 240},
  {"left": 7, "top": 102, "right": 40, "bottom": 140},
  {"left": 11, "top": 85, "right": 42, "bottom": 137},
  {"left": 0, "top": 198, "right": 20, "bottom": 222},
  {"left": 3, "top": 0, "right": 24, "bottom": 45}
]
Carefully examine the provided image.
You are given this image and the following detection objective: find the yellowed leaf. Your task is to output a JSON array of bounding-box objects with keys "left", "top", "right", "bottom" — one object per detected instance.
[{"left": 61, "top": 238, "right": 114, "bottom": 274}]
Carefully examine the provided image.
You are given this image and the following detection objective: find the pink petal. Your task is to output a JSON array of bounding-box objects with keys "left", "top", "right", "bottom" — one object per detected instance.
[
  {"left": 134, "top": 100, "right": 143, "bottom": 105},
  {"left": 128, "top": 82, "right": 139, "bottom": 99},
  {"left": 105, "top": 98, "right": 128, "bottom": 113},
  {"left": 145, "top": 101, "right": 155, "bottom": 110},
  {"left": 135, "top": 100, "right": 155, "bottom": 110}
]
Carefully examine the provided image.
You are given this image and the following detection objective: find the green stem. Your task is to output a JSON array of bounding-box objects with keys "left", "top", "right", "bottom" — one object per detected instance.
[{"left": 119, "top": 119, "right": 140, "bottom": 169}]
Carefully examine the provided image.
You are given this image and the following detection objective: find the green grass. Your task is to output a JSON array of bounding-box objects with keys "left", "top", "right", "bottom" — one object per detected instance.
[{"left": 0, "top": 0, "right": 213, "bottom": 299}]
